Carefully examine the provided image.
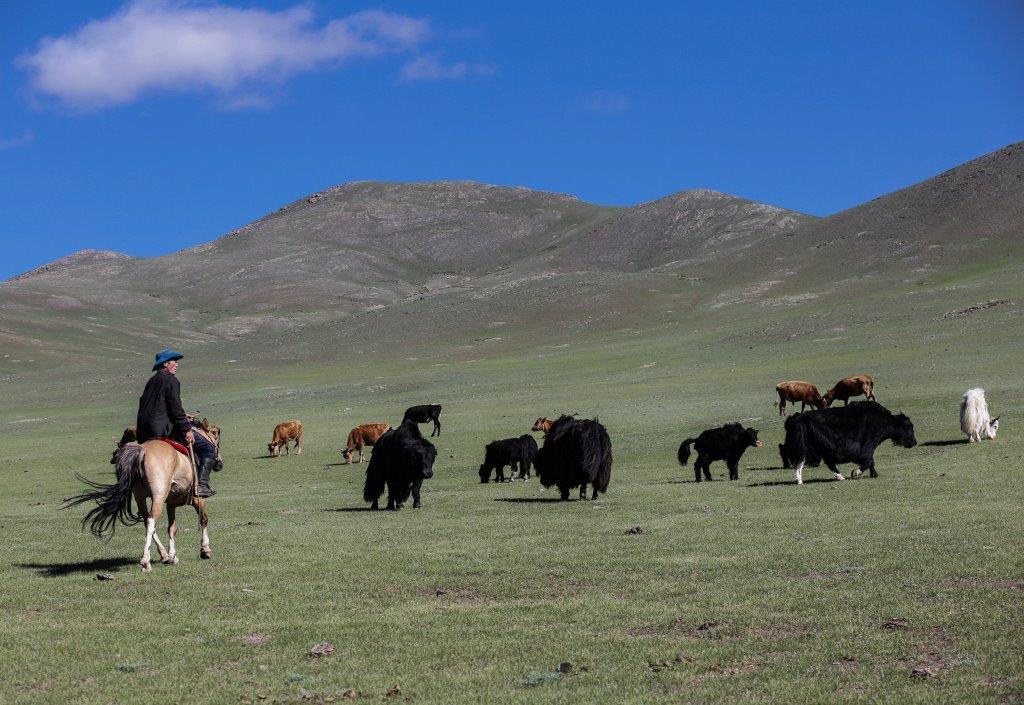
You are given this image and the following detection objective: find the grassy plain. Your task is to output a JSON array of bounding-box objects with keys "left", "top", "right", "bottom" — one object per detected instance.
[{"left": 1, "top": 266, "right": 1022, "bottom": 704}]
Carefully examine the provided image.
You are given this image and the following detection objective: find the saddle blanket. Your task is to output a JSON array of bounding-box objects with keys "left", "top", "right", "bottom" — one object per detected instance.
[{"left": 158, "top": 437, "right": 190, "bottom": 456}]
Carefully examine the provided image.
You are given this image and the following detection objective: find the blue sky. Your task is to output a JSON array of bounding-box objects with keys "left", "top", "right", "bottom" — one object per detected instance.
[{"left": 1, "top": 0, "right": 1021, "bottom": 279}]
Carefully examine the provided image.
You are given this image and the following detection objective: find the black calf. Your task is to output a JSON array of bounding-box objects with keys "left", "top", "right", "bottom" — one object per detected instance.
[{"left": 678, "top": 423, "right": 763, "bottom": 482}]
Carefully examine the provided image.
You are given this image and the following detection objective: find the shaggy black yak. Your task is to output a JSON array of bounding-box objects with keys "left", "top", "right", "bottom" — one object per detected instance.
[
  {"left": 782, "top": 401, "right": 916, "bottom": 484},
  {"left": 535, "top": 416, "right": 612, "bottom": 501},
  {"left": 363, "top": 421, "right": 437, "bottom": 509}
]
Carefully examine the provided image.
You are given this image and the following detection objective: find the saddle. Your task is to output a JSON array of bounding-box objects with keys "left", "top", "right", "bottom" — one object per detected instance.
[{"left": 158, "top": 437, "right": 190, "bottom": 456}]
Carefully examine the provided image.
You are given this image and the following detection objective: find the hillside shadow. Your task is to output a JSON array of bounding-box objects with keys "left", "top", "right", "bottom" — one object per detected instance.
[
  {"left": 746, "top": 477, "right": 837, "bottom": 487},
  {"left": 493, "top": 497, "right": 568, "bottom": 504},
  {"left": 17, "top": 557, "right": 136, "bottom": 577},
  {"left": 921, "top": 439, "right": 968, "bottom": 447}
]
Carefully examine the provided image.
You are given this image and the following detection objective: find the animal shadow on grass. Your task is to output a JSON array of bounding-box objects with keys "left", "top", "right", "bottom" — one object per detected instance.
[
  {"left": 920, "top": 439, "right": 969, "bottom": 447},
  {"left": 323, "top": 462, "right": 348, "bottom": 469},
  {"left": 493, "top": 497, "right": 569, "bottom": 504},
  {"left": 746, "top": 477, "right": 836, "bottom": 488},
  {"left": 323, "top": 507, "right": 376, "bottom": 513},
  {"left": 17, "top": 557, "right": 136, "bottom": 577}
]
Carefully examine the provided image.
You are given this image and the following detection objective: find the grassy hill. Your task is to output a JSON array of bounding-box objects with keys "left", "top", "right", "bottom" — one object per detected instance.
[{"left": 0, "top": 142, "right": 1022, "bottom": 704}]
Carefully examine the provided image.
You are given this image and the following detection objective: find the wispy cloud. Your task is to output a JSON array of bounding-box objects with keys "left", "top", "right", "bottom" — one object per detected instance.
[
  {"left": 400, "top": 52, "right": 495, "bottom": 82},
  {"left": 0, "top": 131, "right": 34, "bottom": 149},
  {"left": 580, "top": 90, "right": 630, "bottom": 115},
  {"left": 18, "top": 1, "right": 432, "bottom": 109}
]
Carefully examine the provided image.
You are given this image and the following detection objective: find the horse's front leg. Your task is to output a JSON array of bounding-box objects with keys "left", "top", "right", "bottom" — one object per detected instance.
[
  {"left": 193, "top": 498, "right": 211, "bottom": 559},
  {"left": 163, "top": 505, "right": 179, "bottom": 565}
]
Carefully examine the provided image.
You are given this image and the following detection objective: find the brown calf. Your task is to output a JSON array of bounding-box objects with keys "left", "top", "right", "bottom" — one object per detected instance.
[
  {"left": 268, "top": 420, "right": 303, "bottom": 457},
  {"left": 342, "top": 423, "right": 391, "bottom": 464},
  {"left": 823, "top": 375, "right": 875, "bottom": 406},
  {"left": 776, "top": 381, "right": 826, "bottom": 416},
  {"left": 531, "top": 417, "right": 554, "bottom": 436}
]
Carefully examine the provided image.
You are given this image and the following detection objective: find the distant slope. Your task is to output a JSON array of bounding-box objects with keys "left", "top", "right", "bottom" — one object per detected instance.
[
  {"left": 2, "top": 142, "right": 1022, "bottom": 371},
  {"left": 551, "top": 189, "right": 816, "bottom": 272},
  {"left": 742, "top": 141, "right": 1024, "bottom": 280}
]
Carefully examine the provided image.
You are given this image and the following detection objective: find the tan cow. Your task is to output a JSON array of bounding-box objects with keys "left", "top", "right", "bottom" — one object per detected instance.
[
  {"left": 531, "top": 417, "right": 554, "bottom": 436},
  {"left": 342, "top": 423, "right": 391, "bottom": 464},
  {"left": 268, "top": 420, "right": 303, "bottom": 457},
  {"left": 823, "top": 375, "right": 876, "bottom": 406},
  {"left": 776, "top": 381, "right": 826, "bottom": 416}
]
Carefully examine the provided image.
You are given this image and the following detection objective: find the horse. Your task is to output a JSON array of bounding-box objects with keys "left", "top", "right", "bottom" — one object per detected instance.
[{"left": 66, "top": 440, "right": 212, "bottom": 572}]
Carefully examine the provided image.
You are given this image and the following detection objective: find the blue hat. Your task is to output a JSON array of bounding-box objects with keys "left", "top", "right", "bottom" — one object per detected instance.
[{"left": 153, "top": 348, "right": 184, "bottom": 371}]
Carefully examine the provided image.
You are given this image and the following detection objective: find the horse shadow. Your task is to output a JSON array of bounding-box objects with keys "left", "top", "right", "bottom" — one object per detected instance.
[
  {"left": 746, "top": 477, "right": 837, "bottom": 488},
  {"left": 17, "top": 556, "right": 136, "bottom": 577},
  {"left": 920, "top": 439, "right": 968, "bottom": 447}
]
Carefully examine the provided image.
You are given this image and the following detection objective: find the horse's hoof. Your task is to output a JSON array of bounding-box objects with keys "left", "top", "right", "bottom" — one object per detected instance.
[
  {"left": 200, "top": 549, "right": 212, "bottom": 559},
  {"left": 141, "top": 562, "right": 152, "bottom": 572},
  {"left": 162, "top": 555, "right": 178, "bottom": 565}
]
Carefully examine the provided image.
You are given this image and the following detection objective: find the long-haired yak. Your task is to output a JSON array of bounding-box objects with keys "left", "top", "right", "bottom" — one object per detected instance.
[
  {"left": 960, "top": 388, "right": 1000, "bottom": 442},
  {"left": 781, "top": 401, "right": 917, "bottom": 484},
  {"left": 678, "top": 423, "right": 763, "bottom": 482},
  {"left": 534, "top": 416, "right": 612, "bottom": 501},
  {"left": 363, "top": 421, "right": 437, "bottom": 510}
]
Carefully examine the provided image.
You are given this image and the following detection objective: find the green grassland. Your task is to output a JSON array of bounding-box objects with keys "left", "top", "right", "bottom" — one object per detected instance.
[{"left": 1, "top": 264, "right": 1023, "bottom": 704}]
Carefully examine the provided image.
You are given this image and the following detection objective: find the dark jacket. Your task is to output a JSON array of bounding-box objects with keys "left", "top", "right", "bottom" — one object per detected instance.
[{"left": 136, "top": 369, "right": 191, "bottom": 443}]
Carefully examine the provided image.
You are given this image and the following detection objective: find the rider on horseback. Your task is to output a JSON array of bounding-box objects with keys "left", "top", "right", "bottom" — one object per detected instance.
[{"left": 136, "top": 348, "right": 218, "bottom": 498}]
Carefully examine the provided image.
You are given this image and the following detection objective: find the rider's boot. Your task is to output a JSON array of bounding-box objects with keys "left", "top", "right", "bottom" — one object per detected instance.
[{"left": 196, "top": 457, "right": 217, "bottom": 498}]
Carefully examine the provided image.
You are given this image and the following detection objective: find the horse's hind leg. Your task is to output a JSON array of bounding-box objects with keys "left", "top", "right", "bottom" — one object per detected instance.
[
  {"left": 141, "top": 495, "right": 169, "bottom": 571},
  {"left": 162, "top": 506, "right": 180, "bottom": 565},
  {"left": 193, "top": 499, "right": 211, "bottom": 559}
]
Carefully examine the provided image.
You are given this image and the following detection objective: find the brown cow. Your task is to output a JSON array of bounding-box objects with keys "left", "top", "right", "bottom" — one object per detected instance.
[
  {"left": 531, "top": 417, "right": 554, "bottom": 436},
  {"left": 823, "top": 375, "right": 876, "bottom": 407},
  {"left": 776, "top": 381, "right": 826, "bottom": 416},
  {"left": 268, "top": 420, "right": 303, "bottom": 457},
  {"left": 342, "top": 423, "right": 391, "bottom": 464}
]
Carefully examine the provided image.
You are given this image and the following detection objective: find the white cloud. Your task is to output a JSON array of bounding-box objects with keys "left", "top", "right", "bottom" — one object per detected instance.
[
  {"left": 580, "top": 90, "right": 630, "bottom": 114},
  {"left": 0, "top": 131, "right": 34, "bottom": 149},
  {"left": 400, "top": 52, "right": 495, "bottom": 82},
  {"left": 18, "top": 1, "right": 432, "bottom": 108}
]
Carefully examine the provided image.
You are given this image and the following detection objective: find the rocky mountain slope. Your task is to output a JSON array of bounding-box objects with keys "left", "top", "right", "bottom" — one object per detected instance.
[{"left": 2, "top": 142, "right": 1021, "bottom": 371}]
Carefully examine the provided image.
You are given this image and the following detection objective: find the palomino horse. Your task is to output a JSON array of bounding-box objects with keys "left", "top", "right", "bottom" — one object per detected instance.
[{"left": 67, "top": 440, "right": 212, "bottom": 571}]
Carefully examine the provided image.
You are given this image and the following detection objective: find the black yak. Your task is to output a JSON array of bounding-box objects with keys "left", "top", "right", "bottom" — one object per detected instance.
[
  {"left": 782, "top": 401, "right": 917, "bottom": 484},
  {"left": 363, "top": 421, "right": 437, "bottom": 509},
  {"left": 534, "top": 416, "right": 612, "bottom": 501},
  {"left": 479, "top": 434, "right": 539, "bottom": 482},
  {"left": 678, "top": 423, "right": 763, "bottom": 482},
  {"left": 777, "top": 412, "right": 822, "bottom": 469},
  {"left": 402, "top": 404, "right": 443, "bottom": 437}
]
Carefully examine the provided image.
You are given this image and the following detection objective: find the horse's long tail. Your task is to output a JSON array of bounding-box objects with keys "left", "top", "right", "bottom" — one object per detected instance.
[
  {"left": 678, "top": 439, "right": 695, "bottom": 466},
  {"left": 64, "top": 443, "right": 146, "bottom": 538}
]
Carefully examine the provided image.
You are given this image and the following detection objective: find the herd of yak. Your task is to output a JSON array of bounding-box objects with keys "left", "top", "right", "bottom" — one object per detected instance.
[{"left": 258, "top": 375, "right": 996, "bottom": 510}]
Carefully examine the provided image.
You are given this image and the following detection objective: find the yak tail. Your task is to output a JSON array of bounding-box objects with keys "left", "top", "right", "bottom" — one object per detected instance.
[
  {"left": 362, "top": 462, "right": 385, "bottom": 504},
  {"left": 678, "top": 439, "right": 695, "bottom": 466},
  {"left": 784, "top": 417, "right": 809, "bottom": 467},
  {"left": 595, "top": 428, "right": 613, "bottom": 493},
  {"left": 63, "top": 443, "right": 146, "bottom": 539}
]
